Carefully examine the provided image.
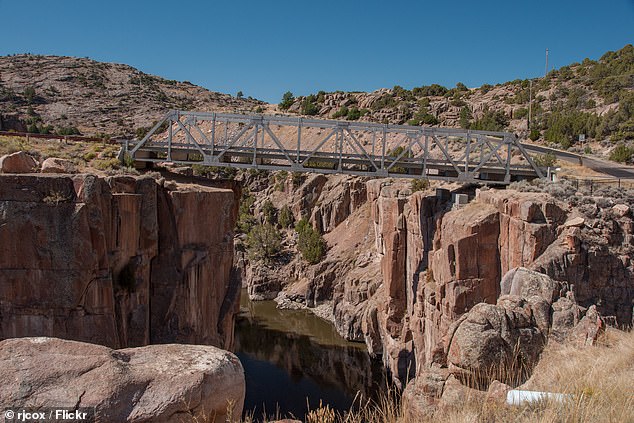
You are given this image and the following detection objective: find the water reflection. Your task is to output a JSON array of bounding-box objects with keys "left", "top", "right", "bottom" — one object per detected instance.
[{"left": 236, "top": 290, "right": 385, "bottom": 421}]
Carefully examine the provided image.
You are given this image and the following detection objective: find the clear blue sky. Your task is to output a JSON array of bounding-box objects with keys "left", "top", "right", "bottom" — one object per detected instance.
[{"left": 0, "top": 0, "right": 632, "bottom": 103}]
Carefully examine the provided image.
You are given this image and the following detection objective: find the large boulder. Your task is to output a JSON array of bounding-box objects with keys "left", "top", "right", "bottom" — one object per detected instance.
[
  {"left": 500, "top": 267, "right": 560, "bottom": 304},
  {"left": 0, "top": 337, "right": 245, "bottom": 422},
  {"left": 446, "top": 295, "right": 546, "bottom": 387},
  {"left": 41, "top": 157, "right": 76, "bottom": 173},
  {"left": 0, "top": 151, "right": 37, "bottom": 173}
]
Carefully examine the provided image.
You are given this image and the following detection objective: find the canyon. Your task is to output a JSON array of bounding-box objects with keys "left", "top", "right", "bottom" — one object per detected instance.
[
  {"left": 0, "top": 147, "right": 633, "bottom": 420},
  {"left": 237, "top": 170, "right": 633, "bottom": 411}
]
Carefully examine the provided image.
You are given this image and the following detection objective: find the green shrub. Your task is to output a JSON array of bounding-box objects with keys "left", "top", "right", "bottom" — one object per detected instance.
[
  {"left": 57, "top": 126, "right": 80, "bottom": 136},
  {"left": 459, "top": 107, "right": 473, "bottom": 129},
  {"left": 533, "top": 152, "right": 557, "bottom": 167},
  {"left": 514, "top": 108, "right": 529, "bottom": 119},
  {"left": 262, "top": 199, "right": 278, "bottom": 225},
  {"left": 95, "top": 158, "right": 121, "bottom": 170},
  {"left": 609, "top": 144, "right": 634, "bottom": 163},
  {"left": 237, "top": 192, "right": 256, "bottom": 233},
  {"left": 83, "top": 152, "right": 97, "bottom": 162},
  {"left": 279, "top": 91, "right": 295, "bottom": 110},
  {"left": 24, "top": 86, "right": 36, "bottom": 103},
  {"left": 410, "top": 178, "right": 430, "bottom": 192},
  {"left": 295, "top": 218, "right": 326, "bottom": 264},
  {"left": 279, "top": 205, "right": 294, "bottom": 228},
  {"left": 246, "top": 224, "right": 282, "bottom": 263},
  {"left": 301, "top": 96, "right": 319, "bottom": 115},
  {"left": 471, "top": 109, "right": 509, "bottom": 131},
  {"left": 529, "top": 129, "right": 541, "bottom": 141},
  {"left": 412, "top": 84, "right": 448, "bottom": 97},
  {"left": 346, "top": 107, "right": 362, "bottom": 120},
  {"left": 332, "top": 106, "right": 349, "bottom": 119}
]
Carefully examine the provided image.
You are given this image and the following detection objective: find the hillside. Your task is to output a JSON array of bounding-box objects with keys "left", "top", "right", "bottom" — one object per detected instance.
[
  {"left": 0, "top": 54, "right": 263, "bottom": 138},
  {"left": 0, "top": 46, "right": 632, "bottom": 162},
  {"left": 279, "top": 44, "right": 633, "bottom": 158}
]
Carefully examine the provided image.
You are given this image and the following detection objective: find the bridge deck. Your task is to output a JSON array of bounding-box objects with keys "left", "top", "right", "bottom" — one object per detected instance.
[{"left": 122, "top": 110, "right": 546, "bottom": 184}]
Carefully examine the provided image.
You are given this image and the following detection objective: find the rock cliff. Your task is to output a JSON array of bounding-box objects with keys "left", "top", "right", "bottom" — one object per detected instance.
[{"left": 0, "top": 173, "right": 240, "bottom": 350}]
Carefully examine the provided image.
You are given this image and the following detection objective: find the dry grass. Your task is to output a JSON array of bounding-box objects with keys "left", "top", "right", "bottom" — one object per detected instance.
[
  {"left": 0, "top": 135, "right": 121, "bottom": 172},
  {"left": 238, "top": 329, "right": 633, "bottom": 423}
]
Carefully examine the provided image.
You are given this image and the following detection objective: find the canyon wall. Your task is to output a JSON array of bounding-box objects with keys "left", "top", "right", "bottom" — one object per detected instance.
[
  {"left": 366, "top": 184, "right": 632, "bottom": 383},
  {"left": 0, "top": 173, "right": 240, "bottom": 350}
]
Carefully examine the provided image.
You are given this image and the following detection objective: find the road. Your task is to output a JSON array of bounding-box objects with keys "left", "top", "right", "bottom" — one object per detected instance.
[{"left": 521, "top": 142, "right": 634, "bottom": 179}]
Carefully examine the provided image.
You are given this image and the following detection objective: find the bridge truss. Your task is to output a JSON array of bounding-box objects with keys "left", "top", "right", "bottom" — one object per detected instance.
[{"left": 122, "top": 110, "right": 546, "bottom": 184}]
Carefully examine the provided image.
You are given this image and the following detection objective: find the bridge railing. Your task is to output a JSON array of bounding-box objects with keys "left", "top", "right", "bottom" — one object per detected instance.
[{"left": 122, "top": 110, "right": 546, "bottom": 184}]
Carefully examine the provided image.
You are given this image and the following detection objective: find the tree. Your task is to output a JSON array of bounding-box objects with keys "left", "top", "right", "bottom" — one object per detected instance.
[
  {"left": 609, "top": 144, "right": 633, "bottom": 163},
  {"left": 279, "top": 91, "right": 295, "bottom": 110},
  {"left": 279, "top": 205, "right": 294, "bottom": 228},
  {"left": 261, "top": 199, "right": 278, "bottom": 225},
  {"left": 295, "top": 218, "right": 326, "bottom": 264},
  {"left": 346, "top": 107, "right": 362, "bottom": 120},
  {"left": 246, "top": 224, "right": 282, "bottom": 263},
  {"left": 301, "top": 97, "right": 319, "bottom": 115},
  {"left": 237, "top": 91, "right": 244, "bottom": 99},
  {"left": 459, "top": 106, "right": 473, "bottom": 129}
]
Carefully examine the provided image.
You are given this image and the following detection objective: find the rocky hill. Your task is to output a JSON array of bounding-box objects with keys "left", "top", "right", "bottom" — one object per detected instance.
[
  {"left": 280, "top": 44, "right": 633, "bottom": 157},
  {"left": 0, "top": 54, "right": 263, "bottom": 137},
  {"left": 0, "top": 45, "right": 632, "bottom": 161}
]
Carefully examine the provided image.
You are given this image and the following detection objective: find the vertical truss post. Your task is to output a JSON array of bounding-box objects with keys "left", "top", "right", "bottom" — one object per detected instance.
[
  {"left": 381, "top": 126, "right": 387, "bottom": 170},
  {"left": 252, "top": 124, "right": 258, "bottom": 165},
  {"left": 211, "top": 113, "right": 216, "bottom": 157},
  {"left": 297, "top": 118, "right": 302, "bottom": 164},
  {"left": 423, "top": 134, "right": 429, "bottom": 176},
  {"left": 338, "top": 128, "right": 343, "bottom": 171},
  {"left": 167, "top": 115, "right": 174, "bottom": 161},
  {"left": 465, "top": 131, "right": 471, "bottom": 174},
  {"left": 479, "top": 136, "right": 484, "bottom": 166},
  {"left": 505, "top": 136, "right": 512, "bottom": 183},
  {"left": 371, "top": 131, "right": 376, "bottom": 158}
]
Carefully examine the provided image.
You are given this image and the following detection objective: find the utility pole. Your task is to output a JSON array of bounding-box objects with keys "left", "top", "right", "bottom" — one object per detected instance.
[
  {"left": 528, "top": 79, "right": 533, "bottom": 131},
  {"left": 545, "top": 48, "right": 549, "bottom": 76}
]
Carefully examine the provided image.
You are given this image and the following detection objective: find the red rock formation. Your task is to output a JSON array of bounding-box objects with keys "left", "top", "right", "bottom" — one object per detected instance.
[{"left": 0, "top": 174, "right": 239, "bottom": 350}]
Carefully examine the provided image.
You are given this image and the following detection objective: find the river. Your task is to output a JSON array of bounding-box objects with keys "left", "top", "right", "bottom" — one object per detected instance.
[{"left": 235, "top": 290, "right": 386, "bottom": 421}]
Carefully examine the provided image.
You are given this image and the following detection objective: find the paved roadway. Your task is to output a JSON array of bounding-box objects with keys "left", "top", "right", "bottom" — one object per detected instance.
[{"left": 521, "top": 142, "right": 634, "bottom": 179}]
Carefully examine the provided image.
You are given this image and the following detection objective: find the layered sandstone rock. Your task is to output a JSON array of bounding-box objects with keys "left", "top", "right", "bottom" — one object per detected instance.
[
  {"left": 0, "top": 337, "right": 245, "bottom": 423},
  {"left": 0, "top": 174, "right": 240, "bottom": 350}
]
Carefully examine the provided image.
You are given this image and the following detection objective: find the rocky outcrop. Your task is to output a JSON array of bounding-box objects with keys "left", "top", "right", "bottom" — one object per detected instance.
[
  {"left": 0, "top": 337, "right": 245, "bottom": 423},
  {"left": 0, "top": 151, "right": 37, "bottom": 173},
  {"left": 446, "top": 296, "right": 546, "bottom": 387},
  {"left": 0, "top": 174, "right": 240, "bottom": 350}
]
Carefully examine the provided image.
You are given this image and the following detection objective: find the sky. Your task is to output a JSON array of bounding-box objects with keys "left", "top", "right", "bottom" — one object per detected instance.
[{"left": 0, "top": 0, "right": 632, "bottom": 103}]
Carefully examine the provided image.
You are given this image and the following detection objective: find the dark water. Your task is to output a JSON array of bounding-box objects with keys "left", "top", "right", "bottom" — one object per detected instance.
[{"left": 235, "top": 290, "right": 386, "bottom": 421}]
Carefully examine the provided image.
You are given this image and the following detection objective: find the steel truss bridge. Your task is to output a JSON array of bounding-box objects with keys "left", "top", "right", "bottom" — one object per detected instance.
[{"left": 122, "top": 110, "right": 547, "bottom": 184}]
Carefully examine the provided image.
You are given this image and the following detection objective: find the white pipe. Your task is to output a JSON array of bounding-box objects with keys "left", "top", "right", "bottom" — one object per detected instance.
[{"left": 506, "top": 389, "right": 570, "bottom": 406}]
